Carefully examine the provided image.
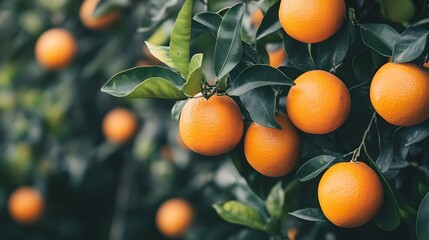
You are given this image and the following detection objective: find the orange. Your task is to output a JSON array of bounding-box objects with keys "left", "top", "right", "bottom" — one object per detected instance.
[
  {"left": 318, "top": 161, "right": 384, "bottom": 228},
  {"left": 370, "top": 62, "right": 429, "bottom": 126},
  {"left": 8, "top": 187, "right": 44, "bottom": 224},
  {"left": 102, "top": 108, "right": 138, "bottom": 144},
  {"left": 35, "top": 28, "right": 76, "bottom": 70},
  {"left": 156, "top": 198, "right": 193, "bottom": 238},
  {"left": 286, "top": 70, "right": 351, "bottom": 134},
  {"left": 267, "top": 45, "right": 287, "bottom": 68},
  {"left": 278, "top": 0, "right": 346, "bottom": 43},
  {"left": 179, "top": 94, "right": 243, "bottom": 156},
  {"left": 250, "top": 7, "right": 264, "bottom": 28},
  {"left": 80, "top": 0, "right": 120, "bottom": 30},
  {"left": 244, "top": 113, "right": 300, "bottom": 177},
  {"left": 424, "top": 62, "right": 429, "bottom": 68}
]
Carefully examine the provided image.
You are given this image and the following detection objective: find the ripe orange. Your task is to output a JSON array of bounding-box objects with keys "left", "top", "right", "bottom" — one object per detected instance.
[
  {"left": 278, "top": 0, "right": 346, "bottom": 43},
  {"left": 102, "top": 108, "right": 138, "bottom": 144},
  {"left": 244, "top": 113, "right": 300, "bottom": 177},
  {"left": 35, "top": 28, "right": 76, "bottom": 70},
  {"left": 318, "top": 161, "right": 384, "bottom": 228},
  {"left": 8, "top": 187, "right": 44, "bottom": 224},
  {"left": 286, "top": 70, "right": 351, "bottom": 134},
  {"left": 267, "top": 45, "right": 287, "bottom": 68},
  {"left": 80, "top": 0, "right": 120, "bottom": 30},
  {"left": 370, "top": 62, "right": 429, "bottom": 126},
  {"left": 179, "top": 94, "right": 243, "bottom": 156},
  {"left": 156, "top": 198, "right": 193, "bottom": 238},
  {"left": 250, "top": 7, "right": 264, "bottom": 28}
]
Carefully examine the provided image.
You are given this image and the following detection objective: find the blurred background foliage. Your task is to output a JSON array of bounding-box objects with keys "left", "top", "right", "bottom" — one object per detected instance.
[{"left": 0, "top": 0, "right": 429, "bottom": 240}]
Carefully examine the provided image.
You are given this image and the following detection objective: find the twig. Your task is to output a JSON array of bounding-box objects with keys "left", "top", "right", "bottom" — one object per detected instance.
[{"left": 351, "top": 112, "right": 377, "bottom": 162}]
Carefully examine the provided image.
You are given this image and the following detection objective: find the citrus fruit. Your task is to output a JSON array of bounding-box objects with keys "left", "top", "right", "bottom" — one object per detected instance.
[
  {"left": 8, "top": 187, "right": 44, "bottom": 224},
  {"left": 102, "top": 108, "right": 138, "bottom": 144},
  {"left": 278, "top": 0, "right": 346, "bottom": 43},
  {"left": 80, "top": 0, "right": 120, "bottom": 30},
  {"left": 286, "top": 70, "right": 351, "bottom": 134},
  {"left": 267, "top": 45, "right": 287, "bottom": 68},
  {"left": 179, "top": 94, "right": 243, "bottom": 156},
  {"left": 370, "top": 62, "right": 429, "bottom": 126},
  {"left": 318, "top": 161, "right": 384, "bottom": 228},
  {"left": 156, "top": 198, "right": 193, "bottom": 238},
  {"left": 35, "top": 28, "right": 76, "bottom": 70},
  {"left": 244, "top": 113, "right": 300, "bottom": 177},
  {"left": 251, "top": 7, "right": 264, "bottom": 28}
]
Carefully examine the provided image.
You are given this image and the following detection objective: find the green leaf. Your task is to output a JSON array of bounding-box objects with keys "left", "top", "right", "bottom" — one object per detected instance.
[
  {"left": 282, "top": 32, "right": 315, "bottom": 71},
  {"left": 277, "top": 66, "right": 303, "bottom": 80},
  {"left": 170, "top": 0, "right": 193, "bottom": 78},
  {"left": 183, "top": 53, "right": 204, "bottom": 96},
  {"left": 416, "top": 193, "right": 429, "bottom": 240},
  {"left": 419, "top": 182, "right": 429, "bottom": 197},
  {"left": 360, "top": 24, "right": 400, "bottom": 56},
  {"left": 295, "top": 155, "right": 336, "bottom": 182},
  {"left": 265, "top": 182, "right": 284, "bottom": 217},
  {"left": 144, "top": 42, "right": 176, "bottom": 69},
  {"left": 101, "top": 66, "right": 187, "bottom": 99},
  {"left": 289, "top": 208, "right": 328, "bottom": 222},
  {"left": 365, "top": 149, "right": 401, "bottom": 231},
  {"left": 239, "top": 87, "right": 280, "bottom": 129},
  {"left": 314, "top": 21, "right": 351, "bottom": 71},
  {"left": 392, "top": 27, "right": 429, "bottom": 63},
  {"left": 213, "top": 201, "right": 267, "bottom": 232},
  {"left": 227, "top": 65, "right": 294, "bottom": 96},
  {"left": 352, "top": 48, "right": 382, "bottom": 83},
  {"left": 256, "top": 1, "right": 281, "bottom": 40},
  {"left": 376, "top": 127, "right": 397, "bottom": 173},
  {"left": 400, "top": 121, "right": 429, "bottom": 146},
  {"left": 171, "top": 100, "right": 188, "bottom": 121},
  {"left": 193, "top": 12, "right": 222, "bottom": 37},
  {"left": 214, "top": 3, "right": 245, "bottom": 80},
  {"left": 217, "top": 74, "right": 229, "bottom": 91}
]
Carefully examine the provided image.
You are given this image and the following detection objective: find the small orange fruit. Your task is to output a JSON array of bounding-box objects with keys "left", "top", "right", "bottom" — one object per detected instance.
[
  {"left": 156, "top": 198, "right": 193, "bottom": 238},
  {"left": 102, "top": 108, "right": 138, "bottom": 144},
  {"left": 370, "top": 62, "right": 429, "bottom": 126},
  {"left": 179, "top": 94, "right": 243, "bottom": 156},
  {"left": 286, "top": 70, "right": 351, "bottom": 134},
  {"left": 250, "top": 7, "right": 264, "bottom": 28},
  {"left": 279, "top": 0, "right": 346, "bottom": 43},
  {"left": 267, "top": 45, "right": 287, "bottom": 68},
  {"left": 35, "top": 28, "right": 77, "bottom": 70},
  {"left": 318, "top": 161, "right": 384, "bottom": 228},
  {"left": 80, "top": 0, "right": 120, "bottom": 30},
  {"left": 8, "top": 187, "right": 44, "bottom": 224},
  {"left": 244, "top": 113, "right": 300, "bottom": 177}
]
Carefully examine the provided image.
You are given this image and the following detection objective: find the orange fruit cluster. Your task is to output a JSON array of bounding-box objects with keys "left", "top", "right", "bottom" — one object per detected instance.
[
  {"left": 34, "top": 0, "right": 121, "bottom": 70},
  {"left": 8, "top": 187, "right": 44, "bottom": 224},
  {"left": 179, "top": 94, "right": 244, "bottom": 156},
  {"left": 278, "top": 0, "right": 346, "bottom": 43},
  {"left": 80, "top": 0, "right": 121, "bottom": 30},
  {"left": 102, "top": 108, "right": 138, "bottom": 144},
  {"left": 370, "top": 62, "right": 429, "bottom": 126},
  {"left": 35, "top": 28, "right": 77, "bottom": 70},
  {"left": 156, "top": 198, "right": 194, "bottom": 237},
  {"left": 318, "top": 161, "right": 384, "bottom": 227}
]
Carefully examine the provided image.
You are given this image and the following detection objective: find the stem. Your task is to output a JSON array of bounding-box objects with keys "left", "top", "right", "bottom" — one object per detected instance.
[
  {"left": 351, "top": 112, "right": 377, "bottom": 162},
  {"left": 108, "top": 154, "right": 137, "bottom": 240}
]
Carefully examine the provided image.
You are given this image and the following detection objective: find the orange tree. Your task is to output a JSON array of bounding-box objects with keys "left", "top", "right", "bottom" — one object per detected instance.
[
  {"left": 101, "top": 0, "right": 429, "bottom": 239},
  {"left": 0, "top": 0, "right": 251, "bottom": 239}
]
